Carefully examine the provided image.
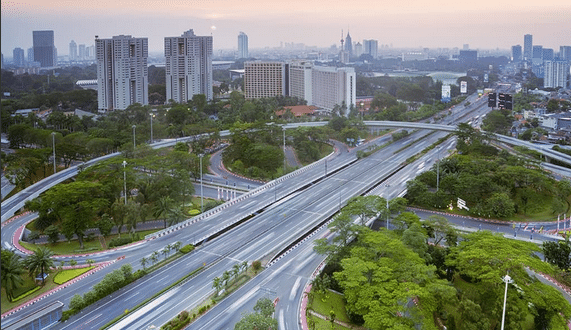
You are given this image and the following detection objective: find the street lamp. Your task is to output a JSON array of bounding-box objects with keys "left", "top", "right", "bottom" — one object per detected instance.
[
  {"left": 199, "top": 154, "right": 204, "bottom": 213},
  {"left": 436, "top": 146, "right": 442, "bottom": 192},
  {"left": 51, "top": 132, "right": 56, "bottom": 174},
  {"left": 500, "top": 274, "right": 513, "bottom": 330},
  {"left": 132, "top": 125, "right": 136, "bottom": 149},
  {"left": 122, "top": 160, "right": 127, "bottom": 205},
  {"left": 385, "top": 184, "right": 390, "bottom": 229},
  {"left": 283, "top": 127, "right": 286, "bottom": 173},
  {"left": 150, "top": 113, "right": 155, "bottom": 144}
]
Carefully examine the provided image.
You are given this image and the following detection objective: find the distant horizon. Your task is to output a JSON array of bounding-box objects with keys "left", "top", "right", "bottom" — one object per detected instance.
[{"left": 2, "top": 0, "right": 570, "bottom": 57}]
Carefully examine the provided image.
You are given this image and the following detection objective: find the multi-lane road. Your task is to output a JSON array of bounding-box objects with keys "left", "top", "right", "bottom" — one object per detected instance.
[{"left": 2, "top": 87, "right": 570, "bottom": 329}]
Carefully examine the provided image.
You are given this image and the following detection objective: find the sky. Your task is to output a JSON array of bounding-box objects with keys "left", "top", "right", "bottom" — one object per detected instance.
[{"left": 1, "top": 0, "right": 571, "bottom": 57}]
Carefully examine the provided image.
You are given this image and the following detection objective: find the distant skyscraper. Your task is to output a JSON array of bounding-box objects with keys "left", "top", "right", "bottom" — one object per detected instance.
[
  {"left": 524, "top": 34, "right": 533, "bottom": 60},
  {"left": 165, "top": 29, "right": 213, "bottom": 103},
  {"left": 532, "top": 45, "right": 543, "bottom": 59},
  {"left": 543, "top": 48, "right": 554, "bottom": 61},
  {"left": 511, "top": 45, "right": 522, "bottom": 62},
  {"left": 354, "top": 42, "right": 363, "bottom": 57},
  {"left": 544, "top": 60, "right": 570, "bottom": 88},
  {"left": 69, "top": 40, "right": 77, "bottom": 61},
  {"left": 560, "top": 46, "right": 571, "bottom": 61},
  {"left": 363, "top": 39, "right": 378, "bottom": 58},
  {"left": 33, "top": 30, "right": 56, "bottom": 67},
  {"left": 78, "top": 44, "right": 86, "bottom": 60},
  {"left": 27, "top": 48, "right": 34, "bottom": 63},
  {"left": 244, "top": 61, "right": 287, "bottom": 99},
  {"left": 96, "top": 35, "right": 149, "bottom": 111},
  {"left": 237, "top": 32, "right": 248, "bottom": 59},
  {"left": 344, "top": 31, "right": 353, "bottom": 56},
  {"left": 13, "top": 48, "right": 25, "bottom": 67},
  {"left": 459, "top": 50, "right": 478, "bottom": 63}
]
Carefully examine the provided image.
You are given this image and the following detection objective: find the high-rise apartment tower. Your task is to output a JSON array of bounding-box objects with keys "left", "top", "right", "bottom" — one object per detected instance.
[
  {"left": 96, "top": 35, "right": 149, "bottom": 111},
  {"left": 165, "top": 29, "right": 213, "bottom": 103},
  {"left": 33, "top": 30, "right": 56, "bottom": 67},
  {"left": 238, "top": 32, "right": 249, "bottom": 59}
]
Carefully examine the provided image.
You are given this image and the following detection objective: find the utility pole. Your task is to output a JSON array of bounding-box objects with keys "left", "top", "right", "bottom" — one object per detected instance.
[
  {"left": 122, "top": 160, "right": 127, "bottom": 205},
  {"left": 51, "top": 132, "right": 56, "bottom": 174}
]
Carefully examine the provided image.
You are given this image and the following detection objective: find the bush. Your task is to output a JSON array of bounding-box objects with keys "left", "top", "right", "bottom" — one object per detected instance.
[
  {"left": 252, "top": 260, "right": 262, "bottom": 273},
  {"left": 188, "top": 209, "right": 200, "bottom": 216},
  {"left": 179, "top": 244, "right": 195, "bottom": 254},
  {"left": 108, "top": 236, "right": 133, "bottom": 248}
]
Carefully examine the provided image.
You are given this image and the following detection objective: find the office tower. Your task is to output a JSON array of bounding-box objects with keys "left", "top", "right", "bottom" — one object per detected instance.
[
  {"left": 543, "top": 48, "right": 554, "bottom": 61},
  {"left": 288, "top": 60, "right": 313, "bottom": 105},
  {"left": 69, "top": 40, "right": 77, "bottom": 61},
  {"left": 311, "top": 66, "right": 355, "bottom": 116},
  {"left": 96, "top": 35, "right": 149, "bottom": 111},
  {"left": 363, "top": 39, "right": 378, "bottom": 58},
  {"left": 524, "top": 34, "right": 532, "bottom": 60},
  {"left": 13, "top": 48, "right": 25, "bottom": 67},
  {"left": 544, "top": 60, "right": 570, "bottom": 88},
  {"left": 78, "top": 44, "right": 86, "bottom": 60},
  {"left": 511, "top": 45, "right": 522, "bottom": 62},
  {"left": 459, "top": 50, "right": 478, "bottom": 63},
  {"left": 33, "top": 30, "right": 56, "bottom": 67},
  {"left": 244, "top": 61, "right": 286, "bottom": 99},
  {"left": 165, "top": 29, "right": 213, "bottom": 103},
  {"left": 237, "top": 32, "right": 248, "bottom": 59},
  {"left": 532, "top": 45, "right": 543, "bottom": 59},
  {"left": 560, "top": 46, "right": 571, "bottom": 61},
  {"left": 354, "top": 42, "right": 363, "bottom": 57},
  {"left": 345, "top": 31, "right": 352, "bottom": 56},
  {"left": 27, "top": 48, "right": 34, "bottom": 63}
]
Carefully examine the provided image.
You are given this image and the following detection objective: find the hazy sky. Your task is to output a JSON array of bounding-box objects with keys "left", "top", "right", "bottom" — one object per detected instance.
[{"left": 2, "top": 0, "right": 570, "bottom": 56}]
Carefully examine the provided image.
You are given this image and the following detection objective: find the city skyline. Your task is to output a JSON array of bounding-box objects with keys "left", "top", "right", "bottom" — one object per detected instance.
[{"left": 1, "top": 0, "right": 570, "bottom": 56}]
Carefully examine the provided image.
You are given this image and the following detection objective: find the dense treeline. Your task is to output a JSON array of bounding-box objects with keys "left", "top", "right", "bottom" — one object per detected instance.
[
  {"left": 406, "top": 123, "right": 571, "bottom": 219},
  {"left": 313, "top": 196, "right": 571, "bottom": 329}
]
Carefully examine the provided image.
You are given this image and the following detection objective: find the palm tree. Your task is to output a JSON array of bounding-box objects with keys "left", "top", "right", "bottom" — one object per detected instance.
[
  {"left": 173, "top": 241, "right": 182, "bottom": 252},
  {"left": 154, "top": 196, "right": 174, "bottom": 228},
  {"left": 212, "top": 276, "right": 222, "bottom": 296},
  {"left": 1, "top": 252, "right": 25, "bottom": 301},
  {"left": 141, "top": 257, "right": 148, "bottom": 270},
  {"left": 150, "top": 251, "right": 159, "bottom": 265},
  {"left": 232, "top": 264, "right": 241, "bottom": 281},
  {"left": 24, "top": 246, "right": 55, "bottom": 285},
  {"left": 165, "top": 243, "right": 173, "bottom": 257},
  {"left": 221, "top": 270, "right": 231, "bottom": 288},
  {"left": 161, "top": 249, "right": 169, "bottom": 260},
  {"left": 86, "top": 259, "right": 95, "bottom": 267},
  {"left": 168, "top": 205, "right": 186, "bottom": 227},
  {"left": 240, "top": 261, "right": 248, "bottom": 274}
]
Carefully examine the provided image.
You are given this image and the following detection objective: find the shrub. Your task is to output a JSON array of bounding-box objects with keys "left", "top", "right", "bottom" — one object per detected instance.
[
  {"left": 108, "top": 236, "right": 133, "bottom": 248},
  {"left": 252, "top": 260, "right": 262, "bottom": 273},
  {"left": 179, "top": 244, "right": 195, "bottom": 254},
  {"left": 188, "top": 209, "right": 200, "bottom": 216}
]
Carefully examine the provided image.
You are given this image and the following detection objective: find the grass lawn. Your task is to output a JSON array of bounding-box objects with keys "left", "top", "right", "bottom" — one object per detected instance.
[
  {"left": 20, "top": 228, "right": 161, "bottom": 256},
  {"left": 1, "top": 274, "right": 59, "bottom": 313},
  {"left": 310, "top": 290, "right": 351, "bottom": 324},
  {"left": 53, "top": 266, "right": 95, "bottom": 285},
  {"left": 307, "top": 314, "right": 352, "bottom": 330}
]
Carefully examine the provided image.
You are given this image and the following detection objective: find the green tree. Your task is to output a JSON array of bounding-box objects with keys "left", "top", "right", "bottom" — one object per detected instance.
[
  {"left": 24, "top": 246, "right": 55, "bottom": 285},
  {"left": 1, "top": 250, "right": 25, "bottom": 301},
  {"left": 213, "top": 276, "right": 222, "bottom": 296},
  {"left": 97, "top": 214, "right": 115, "bottom": 238},
  {"left": 44, "top": 225, "right": 60, "bottom": 244},
  {"left": 234, "top": 297, "right": 278, "bottom": 330},
  {"left": 154, "top": 196, "right": 174, "bottom": 228},
  {"left": 69, "top": 294, "right": 85, "bottom": 311}
]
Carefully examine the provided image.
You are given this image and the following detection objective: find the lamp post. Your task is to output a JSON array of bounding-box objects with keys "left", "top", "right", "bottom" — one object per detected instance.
[
  {"left": 199, "top": 154, "right": 204, "bottom": 213},
  {"left": 436, "top": 146, "right": 442, "bottom": 192},
  {"left": 150, "top": 113, "right": 155, "bottom": 144},
  {"left": 51, "top": 132, "right": 56, "bottom": 174},
  {"left": 500, "top": 274, "right": 513, "bottom": 330},
  {"left": 385, "top": 184, "right": 390, "bottom": 229},
  {"left": 132, "top": 125, "right": 136, "bottom": 149},
  {"left": 122, "top": 160, "right": 127, "bottom": 205},
  {"left": 283, "top": 127, "right": 286, "bottom": 173}
]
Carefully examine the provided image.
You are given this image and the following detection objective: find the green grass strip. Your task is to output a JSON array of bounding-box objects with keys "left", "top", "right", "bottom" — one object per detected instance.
[
  {"left": 53, "top": 266, "right": 95, "bottom": 285},
  {"left": 11, "top": 286, "right": 41, "bottom": 302}
]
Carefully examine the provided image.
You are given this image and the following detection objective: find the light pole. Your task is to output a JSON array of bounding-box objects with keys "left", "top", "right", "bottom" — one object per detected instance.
[
  {"left": 500, "top": 274, "right": 513, "bottom": 330},
  {"left": 132, "top": 125, "right": 136, "bottom": 149},
  {"left": 385, "top": 184, "right": 390, "bottom": 229},
  {"left": 51, "top": 132, "right": 56, "bottom": 174},
  {"left": 283, "top": 127, "right": 286, "bottom": 173},
  {"left": 150, "top": 113, "right": 155, "bottom": 144},
  {"left": 199, "top": 154, "right": 204, "bottom": 213},
  {"left": 436, "top": 146, "right": 442, "bottom": 192},
  {"left": 122, "top": 160, "right": 127, "bottom": 205}
]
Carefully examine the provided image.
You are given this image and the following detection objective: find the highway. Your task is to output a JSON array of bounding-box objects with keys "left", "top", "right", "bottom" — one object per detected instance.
[{"left": 3, "top": 87, "right": 570, "bottom": 329}]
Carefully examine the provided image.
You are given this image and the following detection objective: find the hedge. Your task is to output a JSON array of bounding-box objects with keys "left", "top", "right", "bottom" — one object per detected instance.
[{"left": 179, "top": 244, "right": 195, "bottom": 254}]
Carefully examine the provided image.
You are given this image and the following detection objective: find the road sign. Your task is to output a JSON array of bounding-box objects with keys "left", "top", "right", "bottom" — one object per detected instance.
[
  {"left": 488, "top": 93, "right": 496, "bottom": 108},
  {"left": 457, "top": 197, "right": 469, "bottom": 211}
]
